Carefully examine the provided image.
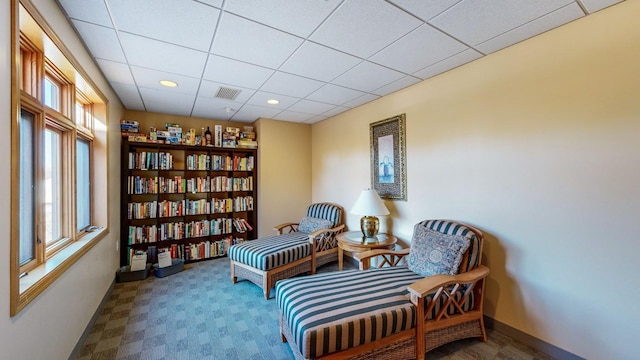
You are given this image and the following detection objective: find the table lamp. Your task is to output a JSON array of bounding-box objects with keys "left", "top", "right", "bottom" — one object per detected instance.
[{"left": 350, "top": 189, "right": 390, "bottom": 238}]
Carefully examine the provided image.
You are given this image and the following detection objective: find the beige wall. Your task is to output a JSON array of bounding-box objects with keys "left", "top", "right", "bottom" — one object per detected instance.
[
  {"left": 255, "top": 118, "right": 312, "bottom": 236},
  {"left": 312, "top": 2, "right": 639, "bottom": 359},
  {"left": 0, "top": 0, "right": 123, "bottom": 358}
]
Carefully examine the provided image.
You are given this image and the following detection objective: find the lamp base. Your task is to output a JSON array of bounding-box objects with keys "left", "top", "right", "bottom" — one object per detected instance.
[{"left": 360, "top": 216, "right": 380, "bottom": 238}]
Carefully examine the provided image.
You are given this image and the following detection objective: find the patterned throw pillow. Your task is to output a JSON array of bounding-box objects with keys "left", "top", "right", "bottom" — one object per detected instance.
[
  {"left": 407, "top": 224, "right": 471, "bottom": 277},
  {"left": 298, "top": 216, "right": 333, "bottom": 233}
]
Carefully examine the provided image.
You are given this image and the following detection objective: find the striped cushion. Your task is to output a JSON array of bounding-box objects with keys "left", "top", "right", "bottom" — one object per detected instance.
[
  {"left": 228, "top": 233, "right": 311, "bottom": 271},
  {"left": 420, "top": 220, "right": 482, "bottom": 273},
  {"left": 276, "top": 266, "right": 423, "bottom": 358},
  {"left": 306, "top": 203, "right": 342, "bottom": 228}
]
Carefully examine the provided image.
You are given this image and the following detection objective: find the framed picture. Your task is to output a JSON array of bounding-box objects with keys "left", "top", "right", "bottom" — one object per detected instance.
[{"left": 370, "top": 114, "right": 407, "bottom": 200}]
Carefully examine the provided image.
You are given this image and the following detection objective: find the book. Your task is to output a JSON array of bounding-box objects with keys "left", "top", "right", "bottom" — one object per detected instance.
[
  {"left": 130, "top": 253, "right": 147, "bottom": 271},
  {"left": 157, "top": 251, "right": 172, "bottom": 268}
]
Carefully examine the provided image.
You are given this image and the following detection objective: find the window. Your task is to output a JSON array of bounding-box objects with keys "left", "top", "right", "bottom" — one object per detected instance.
[
  {"left": 76, "top": 138, "right": 91, "bottom": 232},
  {"left": 11, "top": 0, "right": 109, "bottom": 316}
]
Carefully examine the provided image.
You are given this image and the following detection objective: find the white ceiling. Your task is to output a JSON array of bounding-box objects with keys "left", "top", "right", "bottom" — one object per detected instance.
[{"left": 57, "top": 0, "right": 624, "bottom": 124}]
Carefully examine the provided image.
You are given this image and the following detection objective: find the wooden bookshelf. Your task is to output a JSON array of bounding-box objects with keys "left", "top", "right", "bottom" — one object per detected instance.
[{"left": 120, "top": 139, "right": 257, "bottom": 267}]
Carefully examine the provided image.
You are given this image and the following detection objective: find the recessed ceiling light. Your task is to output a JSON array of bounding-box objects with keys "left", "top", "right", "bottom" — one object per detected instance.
[
  {"left": 159, "top": 80, "right": 178, "bottom": 87},
  {"left": 267, "top": 99, "right": 279, "bottom": 105}
]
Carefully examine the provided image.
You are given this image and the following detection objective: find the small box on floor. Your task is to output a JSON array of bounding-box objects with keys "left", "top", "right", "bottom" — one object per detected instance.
[
  {"left": 153, "top": 259, "right": 184, "bottom": 278},
  {"left": 116, "top": 264, "right": 152, "bottom": 283}
]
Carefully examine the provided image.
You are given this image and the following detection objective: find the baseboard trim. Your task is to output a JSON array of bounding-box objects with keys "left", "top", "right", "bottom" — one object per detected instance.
[
  {"left": 68, "top": 280, "right": 115, "bottom": 360},
  {"left": 484, "top": 316, "right": 585, "bottom": 360}
]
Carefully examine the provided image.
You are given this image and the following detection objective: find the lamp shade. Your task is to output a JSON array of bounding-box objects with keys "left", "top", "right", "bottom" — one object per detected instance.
[{"left": 350, "top": 189, "right": 390, "bottom": 216}]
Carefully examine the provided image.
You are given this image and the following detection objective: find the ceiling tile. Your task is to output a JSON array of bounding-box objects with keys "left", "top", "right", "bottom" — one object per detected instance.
[
  {"left": 581, "top": 0, "right": 624, "bottom": 13},
  {"left": 71, "top": 20, "right": 125, "bottom": 63},
  {"left": 429, "top": 0, "right": 575, "bottom": 45},
  {"left": 333, "top": 61, "right": 406, "bottom": 93},
  {"left": 342, "top": 93, "right": 380, "bottom": 108},
  {"left": 387, "top": 0, "right": 460, "bottom": 21},
  {"left": 59, "top": 0, "right": 112, "bottom": 27},
  {"left": 272, "top": 110, "right": 316, "bottom": 123},
  {"left": 202, "top": 55, "right": 274, "bottom": 90},
  {"left": 260, "top": 72, "right": 325, "bottom": 98},
  {"left": 223, "top": 0, "right": 340, "bottom": 38},
  {"left": 211, "top": 13, "right": 304, "bottom": 69},
  {"left": 305, "top": 115, "right": 329, "bottom": 124},
  {"left": 107, "top": 0, "right": 219, "bottom": 51},
  {"left": 111, "top": 83, "right": 144, "bottom": 111},
  {"left": 95, "top": 59, "right": 134, "bottom": 85},
  {"left": 286, "top": 99, "right": 336, "bottom": 115},
  {"left": 371, "top": 76, "right": 422, "bottom": 96},
  {"left": 195, "top": 0, "right": 223, "bottom": 8},
  {"left": 198, "top": 80, "right": 256, "bottom": 104},
  {"left": 119, "top": 33, "right": 208, "bottom": 78},
  {"left": 130, "top": 66, "right": 201, "bottom": 94},
  {"left": 369, "top": 24, "right": 468, "bottom": 74},
  {"left": 280, "top": 42, "right": 362, "bottom": 82},
  {"left": 138, "top": 87, "right": 196, "bottom": 116},
  {"left": 476, "top": 3, "right": 584, "bottom": 54},
  {"left": 246, "top": 91, "right": 300, "bottom": 110},
  {"left": 191, "top": 96, "right": 246, "bottom": 120},
  {"left": 413, "top": 48, "right": 482, "bottom": 80},
  {"left": 310, "top": 0, "right": 422, "bottom": 58},
  {"left": 321, "top": 106, "right": 350, "bottom": 118},
  {"left": 306, "top": 83, "right": 366, "bottom": 106},
  {"left": 232, "top": 104, "right": 282, "bottom": 122}
]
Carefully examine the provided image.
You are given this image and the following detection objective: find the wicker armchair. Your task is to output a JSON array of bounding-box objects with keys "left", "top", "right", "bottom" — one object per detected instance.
[
  {"left": 276, "top": 219, "right": 489, "bottom": 360},
  {"left": 229, "top": 202, "right": 344, "bottom": 299}
]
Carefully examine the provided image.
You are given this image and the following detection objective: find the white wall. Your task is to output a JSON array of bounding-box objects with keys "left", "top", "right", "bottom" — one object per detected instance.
[
  {"left": 312, "top": 2, "right": 639, "bottom": 359},
  {"left": 0, "top": 0, "right": 123, "bottom": 359}
]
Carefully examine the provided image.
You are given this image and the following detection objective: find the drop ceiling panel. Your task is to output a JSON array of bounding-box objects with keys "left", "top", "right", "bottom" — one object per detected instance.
[
  {"left": 280, "top": 42, "right": 361, "bottom": 82},
  {"left": 232, "top": 104, "right": 282, "bottom": 122},
  {"left": 260, "top": 72, "right": 325, "bottom": 98},
  {"left": 310, "top": 0, "right": 422, "bottom": 58},
  {"left": 413, "top": 48, "right": 483, "bottom": 80},
  {"left": 211, "top": 13, "right": 304, "bottom": 69},
  {"left": 193, "top": 0, "right": 223, "bottom": 8},
  {"left": 223, "top": 0, "right": 340, "bottom": 38},
  {"left": 287, "top": 99, "right": 336, "bottom": 115},
  {"left": 59, "top": 0, "right": 112, "bottom": 27},
  {"left": 111, "top": 83, "right": 144, "bottom": 111},
  {"left": 71, "top": 20, "right": 125, "bottom": 63},
  {"left": 130, "top": 66, "right": 201, "bottom": 94},
  {"left": 372, "top": 75, "right": 422, "bottom": 96},
  {"left": 192, "top": 96, "right": 246, "bottom": 120},
  {"left": 476, "top": 3, "right": 584, "bottom": 54},
  {"left": 333, "top": 61, "right": 406, "bottom": 93},
  {"left": 305, "top": 115, "right": 329, "bottom": 124},
  {"left": 388, "top": 0, "right": 461, "bottom": 21},
  {"left": 369, "top": 24, "right": 469, "bottom": 74},
  {"left": 342, "top": 94, "right": 380, "bottom": 109},
  {"left": 246, "top": 91, "right": 300, "bottom": 110},
  {"left": 107, "top": 0, "right": 219, "bottom": 51},
  {"left": 119, "top": 33, "right": 208, "bottom": 78},
  {"left": 273, "top": 110, "right": 316, "bottom": 123},
  {"left": 202, "top": 56, "right": 274, "bottom": 90},
  {"left": 581, "top": 0, "right": 624, "bottom": 13},
  {"left": 306, "top": 83, "right": 366, "bottom": 106},
  {"left": 321, "top": 105, "right": 350, "bottom": 118},
  {"left": 138, "top": 87, "right": 196, "bottom": 116},
  {"left": 95, "top": 59, "right": 134, "bottom": 85},
  {"left": 429, "top": 0, "right": 575, "bottom": 46}
]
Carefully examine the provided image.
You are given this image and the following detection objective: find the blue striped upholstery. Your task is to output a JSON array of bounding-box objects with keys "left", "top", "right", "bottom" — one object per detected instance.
[
  {"left": 277, "top": 266, "right": 422, "bottom": 359},
  {"left": 420, "top": 220, "right": 481, "bottom": 273},
  {"left": 306, "top": 203, "right": 342, "bottom": 228},
  {"left": 229, "top": 233, "right": 311, "bottom": 271}
]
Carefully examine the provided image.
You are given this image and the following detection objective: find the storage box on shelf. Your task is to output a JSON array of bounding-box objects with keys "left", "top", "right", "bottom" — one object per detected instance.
[{"left": 120, "top": 138, "right": 257, "bottom": 267}]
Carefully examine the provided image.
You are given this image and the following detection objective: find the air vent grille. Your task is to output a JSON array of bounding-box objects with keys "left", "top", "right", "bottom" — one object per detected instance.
[{"left": 214, "top": 86, "right": 241, "bottom": 100}]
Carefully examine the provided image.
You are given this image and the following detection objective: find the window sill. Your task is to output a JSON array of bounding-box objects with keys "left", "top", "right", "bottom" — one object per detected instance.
[{"left": 15, "top": 227, "right": 107, "bottom": 314}]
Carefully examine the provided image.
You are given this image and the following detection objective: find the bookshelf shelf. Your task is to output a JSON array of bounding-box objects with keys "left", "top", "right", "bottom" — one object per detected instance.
[{"left": 120, "top": 139, "right": 257, "bottom": 267}]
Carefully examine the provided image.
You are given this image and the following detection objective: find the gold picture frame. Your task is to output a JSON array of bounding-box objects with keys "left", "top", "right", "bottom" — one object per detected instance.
[{"left": 370, "top": 114, "right": 407, "bottom": 200}]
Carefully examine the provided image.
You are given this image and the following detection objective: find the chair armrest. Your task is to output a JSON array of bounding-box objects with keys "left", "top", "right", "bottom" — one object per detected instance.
[
  {"left": 407, "top": 265, "right": 490, "bottom": 298},
  {"left": 273, "top": 222, "right": 299, "bottom": 235},
  {"left": 308, "top": 224, "right": 345, "bottom": 240}
]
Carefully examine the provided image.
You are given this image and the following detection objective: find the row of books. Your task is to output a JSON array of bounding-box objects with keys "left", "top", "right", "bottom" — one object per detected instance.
[
  {"left": 127, "top": 217, "right": 253, "bottom": 244},
  {"left": 127, "top": 237, "right": 247, "bottom": 264},
  {"left": 128, "top": 151, "right": 174, "bottom": 170}
]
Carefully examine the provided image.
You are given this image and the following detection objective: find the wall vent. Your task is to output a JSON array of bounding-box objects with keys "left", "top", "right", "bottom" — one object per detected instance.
[{"left": 214, "top": 86, "right": 241, "bottom": 101}]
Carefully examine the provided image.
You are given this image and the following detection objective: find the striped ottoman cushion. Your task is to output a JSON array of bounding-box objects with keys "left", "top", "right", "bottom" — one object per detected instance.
[
  {"left": 276, "top": 266, "right": 424, "bottom": 358},
  {"left": 228, "top": 232, "right": 311, "bottom": 271}
]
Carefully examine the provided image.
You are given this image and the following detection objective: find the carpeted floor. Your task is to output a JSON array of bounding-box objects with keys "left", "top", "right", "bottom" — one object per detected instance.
[{"left": 76, "top": 258, "right": 552, "bottom": 360}]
